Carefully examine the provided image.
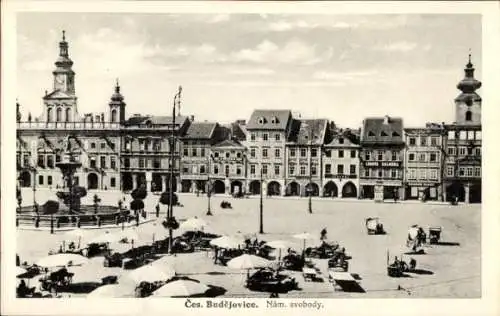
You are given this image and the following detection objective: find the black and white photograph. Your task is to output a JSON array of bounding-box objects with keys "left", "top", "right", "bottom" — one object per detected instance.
[{"left": 2, "top": 1, "right": 500, "bottom": 316}]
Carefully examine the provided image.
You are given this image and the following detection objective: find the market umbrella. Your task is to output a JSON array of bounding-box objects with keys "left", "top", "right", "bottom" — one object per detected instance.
[
  {"left": 151, "top": 279, "right": 209, "bottom": 298},
  {"left": 64, "top": 228, "right": 88, "bottom": 248},
  {"left": 124, "top": 264, "right": 175, "bottom": 285},
  {"left": 180, "top": 217, "right": 208, "bottom": 231},
  {"left": 266, "top": 240, "right": 292, "bottom": 261},
  {"left": 227, "top": 254, "right": 272, "bottom": 278},
  {"left": 293, "top": 232, "right": 320, "bottom": 253},
  {"left": 36, "top": 253, "right": 89, "bottom": 268},
  {"left": 16, "top": 267, "right": 27, "bottom": 277},
  {"left": 87, "top": 283, "right": 136, "bottom": 298},
  {"left": 210, "top": 236, "right": 243, "bottom": 249}
]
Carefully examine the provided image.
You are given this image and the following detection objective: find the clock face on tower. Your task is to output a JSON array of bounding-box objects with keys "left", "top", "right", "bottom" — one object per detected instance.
[{"left": 55, "top": 75, "right": 66, "bottom": 90}]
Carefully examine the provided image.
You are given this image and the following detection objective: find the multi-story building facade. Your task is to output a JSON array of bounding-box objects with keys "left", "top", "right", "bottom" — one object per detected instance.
[
  {"left": 322, "top": 128, "right": 360, "bottom": 198},
  {"left": 17, "top": 32, "right": 122, "bottom": 193},
  {"left": 244, "top": 110, "right": 293, "bottom": 196},
  {"left": 179, "top": 122, "right": 226, "bottom": 194},
  {"left": 403, "top": 124, "right": 446, "bottom": 201},
  {"left": 359, "top": 116, "right": 405, "bottom": 201},
  {"left": 285, "top": 119, "right": 328, "bottom": 197},
  {"left": 443, "top": 55, "right": 482, "bottom": 203},
  {"left": 121, "top": 114, "right": 190, "bottom": 193},
  {"left": 16, "top": 31, "right": 482, "bottom": 204},
  {"left": 211, "top": 138, "right": 247, "bottom": 195}
]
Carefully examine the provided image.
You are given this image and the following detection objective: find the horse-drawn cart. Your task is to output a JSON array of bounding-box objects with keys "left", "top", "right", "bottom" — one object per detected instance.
[
  {"left": 365, "top": 217, "right": 385, "bottom": 235},
  {"left": 428, "top": 227, "right": 442, "bottom": 244}
]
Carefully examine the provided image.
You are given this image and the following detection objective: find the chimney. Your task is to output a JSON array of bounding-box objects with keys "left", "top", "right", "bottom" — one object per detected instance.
[
  {"left": 383, "top": 115, "right": 390, "bottom": 125},
  {"left": 236, "top": 119, "right": 246, "bottom": 125}
]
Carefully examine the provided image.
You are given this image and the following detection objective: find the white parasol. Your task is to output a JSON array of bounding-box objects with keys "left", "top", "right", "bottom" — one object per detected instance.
[
  {"left": 36, "top": 253, "right": 89, "bottom": 268},
  {"left": 180, "top": 217, "right": 208, "bottom": 231},
  {"left": 63, "top": 228, "right": 88, "bottom": 248},
  {"left": 210, "top": 235, "right": 243, "bottom": 249},
  {"left": 227, "top": 254, "right": 273, "bottom": 279},
  {"left": 151, "top": 279, "right": 209, "bottom": 297},
  {"left": 266, "top": 240, "right": 292, "bottom": 261},
  {"left": 87, "top": 283, "right": 136, "bottom": 298},
  {"left": 124, "top": 264, "right": 175, "bottom": 285},
  {"left": 16, "top": 267, "right": 27, "bottom": 277},
  {"left": 293, "top": 232, "right": 320, "bottom": 252}
]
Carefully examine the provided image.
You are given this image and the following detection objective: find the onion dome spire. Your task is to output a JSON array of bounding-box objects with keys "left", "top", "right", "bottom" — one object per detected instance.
[
  {"left": 55, "top": 30, "right": 73, "bottom": 68},
  {"left": 109, "top": 78, "right": 126, "bottom": 105},
  {"left": 457, "top": 51, "right": 481, "bottom": 93},
  {"left": 455, "top": 51, "right": 482, "bottom": 103}
]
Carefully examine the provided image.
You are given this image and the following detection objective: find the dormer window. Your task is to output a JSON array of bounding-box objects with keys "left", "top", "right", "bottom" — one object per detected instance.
[
  {"left": 368, "top": 131, "right": 375, "bottom": 136},
  {"left": 270, "top": 116, "right": 279, "bottom": 124},
  {"left": 381, "top": 131, "right": 388, "bottom": 137},
  {"left": 338, "top": 138, "right": 344, "bottom": 144},
  {"left": 392, "top": 132, "right": 400, "bottom": 137},
  {"left": 257, "top": 117, "right": 266, "bottom": 125}
]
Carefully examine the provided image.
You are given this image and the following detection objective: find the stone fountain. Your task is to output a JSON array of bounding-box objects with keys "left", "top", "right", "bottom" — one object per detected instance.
[{"left": 54, "top": 138, "right": 83, "bottom": 215}]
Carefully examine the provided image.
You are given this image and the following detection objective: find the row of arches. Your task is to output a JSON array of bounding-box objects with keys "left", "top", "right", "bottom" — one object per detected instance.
[
  {"left": 47, "top": 107, "right": 72, "bottom": 123},
  {"left": 247, "top": 180, "right": 358, "bottom": 198}
]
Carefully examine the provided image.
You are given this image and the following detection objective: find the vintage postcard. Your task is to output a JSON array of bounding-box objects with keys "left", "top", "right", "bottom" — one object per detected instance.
[{"left": 2, "top": 1, "right": 499, "bottom": 316}]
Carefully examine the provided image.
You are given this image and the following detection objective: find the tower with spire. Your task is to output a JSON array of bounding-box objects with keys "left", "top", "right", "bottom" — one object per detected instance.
[
  {"left": 108, "top": 79, "right": 126, "bottom": 124},
  {"left": 42, "top": 30, "right": 78, "bottom": 123},
  {"left": 455, "top": 52, "right": 481, "bottom": 125}
]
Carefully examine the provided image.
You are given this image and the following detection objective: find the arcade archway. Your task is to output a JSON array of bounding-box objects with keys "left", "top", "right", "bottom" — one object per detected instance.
[
  {"left": 342, "top": 181, "right": 357, "bottom": 198},
  {"left": 286, "top": 182, "right": 300, "bottom": 196},
  {"left": 87, "top": 173, "right": 99, "bottom": 190},
  {"left": 212, "top": 180, "right": 226, "bottom": 194},
  {"left": 323, "top": 181, "right": 338, "bottom": 197},
  {"left": 305, "top": 182, "right": 319, "bottom": 197},
  {"left": 249, "top": 180, "right": 261, "bottom": 195},
  {"left": 267, "top": 181, "right": 281, "bottom": 196},
  {"left": 19, "top": 171, "right": 31, "bottom": 188}
]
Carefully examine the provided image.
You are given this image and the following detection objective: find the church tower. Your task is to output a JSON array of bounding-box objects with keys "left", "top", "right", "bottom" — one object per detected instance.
[
  {"left": 455, "top": 53, "right": 481, "bottom": 125},
  {"left": 108, "top": 79, "right": 126, "bottom": 124},
  {"left": 42, "top": 30, "right": 78, "bottom": 123}
]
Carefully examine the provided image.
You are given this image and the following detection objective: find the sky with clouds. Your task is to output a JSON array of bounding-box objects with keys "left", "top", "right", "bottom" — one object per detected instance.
[{"left": 16, "top": 13, "right": 481, "bottom": 127}]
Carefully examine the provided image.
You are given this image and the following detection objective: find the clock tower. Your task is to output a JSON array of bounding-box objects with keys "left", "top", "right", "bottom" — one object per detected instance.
[
  {"left": 53, "top": 30, "right": 75, "bottom": 94},
  {"left": 43, "top": 30, "right": 79, "bottom": 123}
]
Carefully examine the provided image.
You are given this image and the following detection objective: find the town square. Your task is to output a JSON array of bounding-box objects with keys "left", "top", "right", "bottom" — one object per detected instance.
[{"left": 11, "top": 12, "right": 482, "bottom": 300}]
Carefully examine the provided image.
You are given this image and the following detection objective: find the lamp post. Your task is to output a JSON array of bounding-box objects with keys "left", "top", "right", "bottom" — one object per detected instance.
[
  {"left": 206, "top": 153, "right": 214, "bottom": 216},
  {"left": 31, "top": 157, "right": 37, "bottom": 213},
  {"left": 303, "top": 122, "right": 314, "bottom": 214},
  {"left": 259, "top": 167, "right": 264, "bottom": 234},
  {"left": 167, "top": 86, "right": 182, "bottom": 254}
]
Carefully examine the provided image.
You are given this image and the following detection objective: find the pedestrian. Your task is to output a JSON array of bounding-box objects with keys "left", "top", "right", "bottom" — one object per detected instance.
[{"left": 320, "top": 228, "right": 327, "bottom": 241}]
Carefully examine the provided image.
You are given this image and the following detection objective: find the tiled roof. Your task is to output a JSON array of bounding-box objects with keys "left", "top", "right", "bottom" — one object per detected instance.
[
  {"left": 288, "top": 119, "right": 328, "bottom": 145},
  {"left": 361, "top": 116, "right": 404, "bottom": 144},
  {"left": 184, "top": 122, "right": 217, "bottom": 139},
  {"left": 325, "top": 129, "right": 360, "bottom": 147},
  {"left": 123, "top": 115, "right": 188, "bottom": 126},
  {"left": 246, "top": 109, "right": 292, "bottom": 130},
  {"left": 213, "top": 139, "right": 245, "bottom": 148},
  {"left": 230, "top": 122, "right": 247, "bottom": 141}
]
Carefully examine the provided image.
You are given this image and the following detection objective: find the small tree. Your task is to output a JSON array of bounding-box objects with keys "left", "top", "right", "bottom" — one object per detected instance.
[
  {"left": 130, "top": 185, "right": 147, "bottom": 215},
  {"left": 43, "top": 200, "right": 60, "bottom": 215},
  {"left": 130, "top": 199, "right": 144, "bottom": 212}
]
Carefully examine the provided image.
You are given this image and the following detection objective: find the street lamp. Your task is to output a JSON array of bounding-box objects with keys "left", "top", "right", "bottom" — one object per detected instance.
[
  {"left": 167, "top": 86, "right": 182, "bottom": 254},
  {"left": 206, "top": 153, "right": 214, "bottom": 216},
  {"left": 303, "top": 122, "right": 314, "bottom": 214},
  {"left": 31, "top": 157, "right": 38, "bottom": 213},
  {"left": 259, "top": 167, "right": 264, "bottom": 234}
]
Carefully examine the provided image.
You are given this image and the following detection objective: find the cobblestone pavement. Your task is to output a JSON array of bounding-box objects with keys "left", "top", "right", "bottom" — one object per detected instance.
[{"left": 16, "top": 190, "right": 481, "bottom": 298}]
